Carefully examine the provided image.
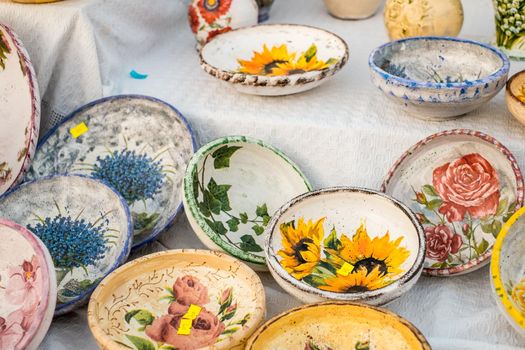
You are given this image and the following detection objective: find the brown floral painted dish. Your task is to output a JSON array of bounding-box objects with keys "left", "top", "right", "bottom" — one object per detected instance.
[{"left": 382, "top": 129, "right": 524, "bottom": 276}]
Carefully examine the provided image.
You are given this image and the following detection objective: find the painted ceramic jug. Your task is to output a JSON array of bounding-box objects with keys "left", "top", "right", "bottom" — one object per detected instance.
[
  {"left": 188, "top": 0, "right": 258, "bottom": 46},
  {"left": 384, "top": 0, "right": 464, "bottom": 40},
  {"left": 324, "top": 0, "right": 382, "bottom": 19},
  {"left": 494, "top": 0, "right": 525, "bottom": 60}
]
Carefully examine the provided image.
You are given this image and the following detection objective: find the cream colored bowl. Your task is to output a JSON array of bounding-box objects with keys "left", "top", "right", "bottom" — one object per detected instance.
[{"left": 506, "top": 70, "right": 525, "bottom": 126}]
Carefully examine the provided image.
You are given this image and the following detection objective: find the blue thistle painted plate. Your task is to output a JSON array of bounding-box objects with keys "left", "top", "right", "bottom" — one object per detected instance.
[
  {"left": 26, "top": 95, "right": 196, "bottom": 250},
  {"left": 0, "top": 175, "right": 132, "bottom": 315}
]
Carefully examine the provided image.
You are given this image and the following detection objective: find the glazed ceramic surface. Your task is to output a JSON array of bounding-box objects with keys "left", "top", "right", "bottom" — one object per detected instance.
[
  {"left": 200, "top": 24, "right": 349, "bottom": 96},
  {"left": 324, "top": 0, "right": 381, "bottom": 20},
  {"left": 369, "top": 36, "right": 509, "bottom": 120},
  {"left": 27, "top": 95, "right": 196, "bottom": 250},
  {"left": 0, "top": 219, "right": 56, "bottom": 350},
  {"left": 0, "top": 24, "right": 40, "bottom": 196},
  {"left": 246, "top": 302, "right": 431, "bottom": 350},
  {"left": 88, "top": 249, "right": 266, "bottom": 350},
  {"left": 506, "top": 70, "right": 525, "bottom": 126},
  {"left": 265, "top": 187, "right": 425, "bottom": 305},
  {"left": 382, "top": 129, "right": 524, "bottom": 277},
  {"left": 0, "top": 175, "right": 132, "bottom": 315},
  {"left": 494, "top": 0, "right": 525, "bottom": 60},
  {"left": 255, "top": 0, "right": 273, "bottom": 22},
  {"left": 183, "top": 136, "right": 311, "bottom": 270}
]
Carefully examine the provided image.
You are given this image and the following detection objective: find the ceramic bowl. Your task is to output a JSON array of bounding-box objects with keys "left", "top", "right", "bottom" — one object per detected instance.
[
  {"left": 0, "top": 219, "right": 56, "bottom": 350},
  {"left": 200, "top": 24, "right": 349, "bottom": 96},
  {"left": 324, "top": 0, "right": 382, "bottom": 20},
  {"left": 246, "top": 302, "right": 431, "bottom": 349},
  {"left": 88, "top": 249, "right": 266, "bottom": 350},
  {"left": 27, "top": 95, "right": 196, "bottom": 250},
  {"left": 0, "top": 24, "right": 40, "bottom": 195},
  {"left": 183, "top": 136, "right": 311, "bottom": 271},
  {"left": 0, "top": 175, "right": 132, "bottom": 315},
  {"left": 382, "top": 129, "right": 524, "bottom": 277},
  {"left": 369, "top": 36, "right": 509, "bottom": 120},
  {"left": 265, "top": 187, "right": 425, "bottom": 305},
  {"left": 255, "top": 0, "right": 274, "bottom": 22},
  {"left": 505, "top": 70, "right": 525, "bottom": 126}
]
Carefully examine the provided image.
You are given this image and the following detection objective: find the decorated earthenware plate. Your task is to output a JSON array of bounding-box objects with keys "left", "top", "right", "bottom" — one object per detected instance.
[
  {"left": 88, "top": 249, "right": 266, "bottom": 350},
  {"left": 246, "top": 302, "right": 431, "bottom": 350},
  {"left": 0, "top": 219, "right": 56, "bottom": 350},
  {"left": 183, "top": 136, "right": 312, "bottom": 270},
  {"left": 0, "top": 175, "right": 132, "bottom": 315},
  {"left": 200, "top": 24, "right": 349, "bottom": 96},
  {"left": 265, "top": 187, "right": 425, "bottom": 305},
  {"left": 0, "top": 24, "right": 40, "bottom": 195},
  {"left": 27, "top": 95, "right": 196, "bottom": 250},
  {"left": 382, "top": 129, "right": 524, "bottom": 277}
]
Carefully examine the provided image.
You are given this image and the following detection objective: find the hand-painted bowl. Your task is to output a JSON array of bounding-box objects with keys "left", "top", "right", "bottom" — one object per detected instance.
[
  {"left": 183, "top": 136, "right": 312, "bottom": 271},
  {"left": 369, "top": 36, "right": 509, "bottom": 120},
  {"left": 200, "top": 24, "right": 349, "bottom": 96},
  {"left": 88, "top": 249, "right": 266, "bottom": 350},
  {"left": 265, "top": 187, "right": 425, "bottom": 305},
  {"left": 27, "top": 95, "right": 196, "bottom": 250},
  {"left": 0, "top": 175, "right": 132, "bottom": 315},
  {"left": 505, "top": 70, "right": 525, "bottom": 126},
  {"left": 0, "top": 219, "right": 56, "bottom": 350},
  {"left": 245, "top": 302, "right": 431, "bottom": 349}
]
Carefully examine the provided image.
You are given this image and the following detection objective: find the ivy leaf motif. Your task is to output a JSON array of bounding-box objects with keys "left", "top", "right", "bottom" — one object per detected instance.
[
  {"left": 251, "top": 224, "right": 264, "bottom": 236},
  {"left": 239, "top": 235, "right": 263, "bottom": 252},
  {"left": 255, "top": 203, "right": 269, "bottom": 217},
  {"left": 207, "top": 178, "right": 232, "bottom": 212},
  {"left": 227, "top": 217, "right": 240, "bottom": 232},
  {"left": 212, "top": 146, "right": 242, "bottom": 169},
  {"left": 205, "top": 219, "right": 227, "bottom": 235},
  {"left": 239, "top": 212, "right": 248, "bottom": 224},
  {"left": 125, "top": 335, "right": 155, "bottom": 350}
]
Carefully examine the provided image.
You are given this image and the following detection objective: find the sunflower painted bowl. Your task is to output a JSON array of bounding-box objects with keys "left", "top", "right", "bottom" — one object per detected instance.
[
  {"left": 88, "top": 249, "right": 266, "bottom": 350},
  {"left": 199, "top": 24, "right": 349, "bottom": 96},
  {"left": 506, "top": 70, "right": 525, "bottom": 126},
  {"left": 246, "top": 302, "right": 431, "bottom": 349},
  {"left": 369, "top": 37, "right": 509, "bottom": 120},
  {"left": 183, "top": 136, "right": 311, "bottom": 271},
  {"left": 265, "top": 187, "right": 425, "bottom": 305}
]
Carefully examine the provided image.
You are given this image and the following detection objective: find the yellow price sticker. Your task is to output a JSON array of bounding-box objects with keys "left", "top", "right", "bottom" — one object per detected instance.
[
  {"left": 183, "top": 304, "right": 202, "bottom": 320},
  {"left": 177, "top": 318, "right": 193, "bottom": 335},
  {"left": 337, "top": 262, "right": 354, "bottom": 276},
  {"left": 69, "top": 122, "right": 88, "bottom": 138}
]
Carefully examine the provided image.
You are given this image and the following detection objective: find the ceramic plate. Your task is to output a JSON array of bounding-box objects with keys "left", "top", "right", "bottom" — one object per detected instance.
[
  {"left": 27, "top": 95, "right": 196, "bottom": 250},
  {"left": 0, "top": 219, "right": 56, "bottom": 350},
  {"left": 88, "top": 249, "right": 266, "bottom": 350},
  {"left": 265, "top": 187, "right": 425, "bottom": 305},
  {"left": 183, "top": 136, "right": 312, "bottom": 270},
  {"left": 0, "top": 24, "right": 40, "bottom": 195},
  {"left": 0, "top": 175, "right": 132, "bottom": 315},
  {"left": 246, "top": 302, "right": 431, "bottom": 350},
  {"left": 200, "top": 24, "right": 349, "bottom": 96},
  {"left": 382, "top": 129, "right": 524, "bottom": 276}
]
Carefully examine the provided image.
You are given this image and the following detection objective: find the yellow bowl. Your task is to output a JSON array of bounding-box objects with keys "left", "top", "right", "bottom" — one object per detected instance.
[{"left": 506, "top": 70, "right": 525, "bottom": 126}]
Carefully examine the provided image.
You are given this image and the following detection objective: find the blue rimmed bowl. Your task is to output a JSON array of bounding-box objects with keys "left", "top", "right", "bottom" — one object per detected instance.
[{"left": 369, "top": 36, "right": 510, "bottom": 120}]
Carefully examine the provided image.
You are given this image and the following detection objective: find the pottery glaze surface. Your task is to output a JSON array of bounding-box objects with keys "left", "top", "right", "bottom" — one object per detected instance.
[
  {"left": 324, "top": 0, "right": 381, "bottom": 20},
  {"left": 506, "top": 70, "right": 525, "bottom": 126}
]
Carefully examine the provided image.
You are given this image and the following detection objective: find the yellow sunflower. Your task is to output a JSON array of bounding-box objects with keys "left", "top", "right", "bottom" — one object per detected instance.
[
  {"left": 319, "top": 266, "right": 392, "bottom": 293},
  {"left": 237, "top": 44, "right": 296, "bottom": 75},
  {"left": 517, "top": 85, "right": 525, "bottom": 103},
  {"left": 271, "top": 44, "right": 337, "bottom": 76},
  {"left": 512, "top": 278, "right": 525, "bottom": 313},
  {"left": 278, "top": 217, "right": 325, "bottom": 280}
]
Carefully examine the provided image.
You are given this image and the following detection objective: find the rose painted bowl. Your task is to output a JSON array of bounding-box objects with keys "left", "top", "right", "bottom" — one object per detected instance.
[
  {"left": 200, "top": 24, "right": 349, "bottom": 96},
  {"left": 0, "top": 219, "right": 56, "bottom": 350},
  {"left": 382, "top": 129, "right": 524, "bottom": 277},
  {"left": 183, "top": 136, "right": 311, "bottom": 271},
  {"left": 27, "top": 95, "right": 196, "bottom": 251},
  {"left": 0, "top": 175, "right": 132, "bottom": 315},
  {"left": 245, "top": 302, "right": 431, "bottom": 349},
  {"left": 0, "top": 24, "right": 40, "bottom": 196},
  {"left": 265, "top": 187, "right": 425, "bottom": 305},
  {"left": 369, "top": 36, "right": 509, "bottom": 120},
  {"left": 88, "top": 249, "right": 266, "bottom": 350},
  {"left": 505, "top": 70, "right": 525, "bottom": 126}
]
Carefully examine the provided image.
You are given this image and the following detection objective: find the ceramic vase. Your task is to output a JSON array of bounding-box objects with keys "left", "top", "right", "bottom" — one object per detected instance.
[
  {"left": 494, "top": 0, "right": 525, "bottom": 60},
  {"left": 256, "top": 0, "right": 274, "bottom": 22},
  {"left": 324, "top": 0, "right": 382, "bottom": 20}
]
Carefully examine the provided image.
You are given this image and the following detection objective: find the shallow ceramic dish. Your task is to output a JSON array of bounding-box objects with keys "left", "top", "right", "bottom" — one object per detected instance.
[
  {"left": 183, "top": 136, "right": 311, "bottom": 271},
  {"left": 369, "top": 36, "right": 509, "bottom": 120},
  {"left": 0, "top": 175, "right": 132, "bottom": 315},
  {"left": 200, "top": 24, "right": 349, "bottom": 96},
  {"left": 88, "top": 249, "right": 266, "bottom": 350},
  {"left": 382, "top": 129, "right": 524, "bottom": 277},
  {"left": 505, "top": 70, "right": 525, "bottom": 126},
  {"left": 246, "top": 302, "right": 431, "bottom": 349},
  {"left": 324, "top": 0, "right": 381, "bottom": 19},
  {"left": 265, "top": 187, "right": 425, "bottom": 305},
  {"left": 27, "top": 95, "right": 196, "bottom": 250},
  {"left": 0, "top": 219, "right": 56, "bottom": 350},
  {"left": 0, "top": 24, "right": 40, "bottom": 195}
]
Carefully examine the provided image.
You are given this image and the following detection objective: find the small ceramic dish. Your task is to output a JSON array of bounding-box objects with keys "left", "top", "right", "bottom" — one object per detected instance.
[
  {"left": 382, "top": 129, "right": 524, "bottom": 277},
  {"left": 0, "top": 175, "right": 132, "bottom": 315},
  {"left": 0, "top": 219, "right": 56, "bottom": 350},
  {"left": 265, "top": 187, "right": 425, "bottom": 305},
  {"left": 246, "top": 302, "right": 431, "bottom": 349},
  {"left": 88, "top": 249, "right": 266, "bottom": 350},
  {"left": 505, "top": 70, "right": 525, "bottom": 126},
  {"left": 200, "top": 24, "right": 349, "bottom": 96},
  {"left": 27, "top": 95, "right": 196, "bottom": 250},
  {"left": 369, "top": 36, "right": 509, "bottom": 120},
  {"left": 183, "top": 136, "right": 312, "bottom": 271}
]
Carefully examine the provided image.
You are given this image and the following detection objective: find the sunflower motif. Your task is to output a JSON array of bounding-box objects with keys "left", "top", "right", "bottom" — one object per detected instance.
[
  {"left": 319, "top": 266, "right": 392, "bottom": 293},
  {"left": 271, "top": 44, "right": 336, "bottom": 76},
  {"left": 237, "top": 44, "right": 296, "bottom": 76},
  {"left": 512, "top": 278, "right": 525, "bottom": 313},
  {"left": 197, "top": 0, "right": 233, "bottom": 25}
]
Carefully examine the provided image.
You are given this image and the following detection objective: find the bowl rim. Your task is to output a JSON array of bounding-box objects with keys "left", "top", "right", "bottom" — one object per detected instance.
[
  {"left": 506, "top": 69, "right": 525, "bottom": 107},
  {"left": 264, "top": 186, "right": 426, "bottom": 301},
  {"left": 183, "top": 135, "right": 312, "bottom": 265}
]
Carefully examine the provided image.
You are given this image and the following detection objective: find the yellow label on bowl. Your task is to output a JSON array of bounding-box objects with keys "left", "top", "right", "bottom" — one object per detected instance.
[
  {"left": 70, "top": 122, "right": 88, "bottom": 138},
  {"left": 184, "top": 304, "right": 202, "bottom": 320},
  {"left": 337, "top": 262, "right": 354, "bottom": 276},
  {"left": 177, "top": 318, "right": 193, "bottom": 335}
]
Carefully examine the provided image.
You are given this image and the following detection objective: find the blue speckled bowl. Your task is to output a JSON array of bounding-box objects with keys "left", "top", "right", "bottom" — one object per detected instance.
[{"left": 369, "top": 37, "right": 510, "bottom": 120}]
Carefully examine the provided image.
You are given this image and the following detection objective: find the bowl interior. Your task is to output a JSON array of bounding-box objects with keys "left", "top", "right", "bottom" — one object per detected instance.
[{"left": 508, "top": 71, "right": 525, "bottom": 102}]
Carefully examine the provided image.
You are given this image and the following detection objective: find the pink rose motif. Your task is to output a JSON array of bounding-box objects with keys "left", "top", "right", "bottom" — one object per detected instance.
[
  {"left": 6, "top": 256, "right": 42, "bottom": 315},
  {"left": 433, "top": 153, "right": 500, "bottom": 223},
  {"left": 425, "top": 225, "right": 463, "bottom": 262},
  {"left": 0, "top": 311, "right": 24, "bottom": 350},
  {"left": 172, "top": 275, "right": 210, "bottom": 306}
]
